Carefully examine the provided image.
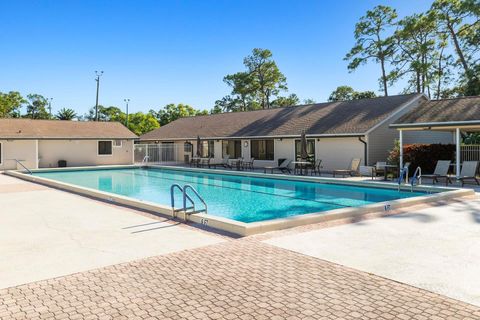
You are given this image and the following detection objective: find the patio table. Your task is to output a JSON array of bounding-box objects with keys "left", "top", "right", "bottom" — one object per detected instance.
[
  {"left": 292, "top": 161, "right": 311, "bottom": 176},
  {"left": 230, "top": 159, "right": 244, "bottom": 171},
  {"left": 379, "top": 164, "right": 398, "bottom": 180},
  {"left": 191, "top": 157, "right": 201, "bottom": 167}
]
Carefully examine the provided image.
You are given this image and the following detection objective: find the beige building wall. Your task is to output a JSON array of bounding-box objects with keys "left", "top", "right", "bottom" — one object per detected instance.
[
  {"left": 38, "top": 139, "right": 134, "bottom": 168},
  {"left": 316, "top": 137, "right": 364, "bottom": 171},
  {"left": 0, "top": 140, "right": 38, "bottom": 170}
]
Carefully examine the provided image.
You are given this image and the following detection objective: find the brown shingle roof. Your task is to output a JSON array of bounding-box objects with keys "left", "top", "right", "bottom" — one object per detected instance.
[
  {"left": 141, "top": 94, "right": 421, "bottom": 140},
  {"left": 392, "top": 96, "right": 480, "bottom": 128},
  {"left": 0, "top": 119, "right": 137, "bottom": 139}
]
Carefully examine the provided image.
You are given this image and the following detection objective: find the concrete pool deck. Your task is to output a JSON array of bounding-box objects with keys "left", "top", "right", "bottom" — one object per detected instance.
[
  {"left": 0, "top": 173, "right": 224, "bottom": 289},
  {"left": 266, "top": 196, "right": 480, "bottom": 307}
]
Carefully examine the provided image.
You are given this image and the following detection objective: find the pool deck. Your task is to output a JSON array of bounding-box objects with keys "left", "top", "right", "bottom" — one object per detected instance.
[
  {"left": 1, "top": 172, "right": 480, "bottom": 319},
  {"left": 0, "top": 173, "right": 223, "bottom": 290},
  {"left": 266, "top": 197, "right": 480, "bottom": 307}
]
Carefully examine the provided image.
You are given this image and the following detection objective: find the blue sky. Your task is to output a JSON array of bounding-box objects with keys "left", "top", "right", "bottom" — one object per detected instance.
[{"left": 1, "top": 0, "right": 432, "bottom": 115}]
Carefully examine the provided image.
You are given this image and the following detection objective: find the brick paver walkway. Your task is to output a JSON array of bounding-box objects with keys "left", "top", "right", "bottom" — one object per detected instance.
[{"left": 1, "top": 237, "right": 479, "bottom": 320}]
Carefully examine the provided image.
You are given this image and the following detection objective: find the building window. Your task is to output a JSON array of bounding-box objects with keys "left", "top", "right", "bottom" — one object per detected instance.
[
  {"left": 222, "top": 140, "right": 241, "bottom": 159},
  {"left": 184, "top": 142, "right": 192, "bottom": 153},
  {"left": 295, "top": 139, "right": 315, "bottom": 162},
  {"left": 98, "top": 141, "right": 113, "bottom": 155},
  {"left": 200, "top": 140, "right": 214, "bottom": 158},
  {"left": 113, "top": 140, "right": 122, "bottom": 147},
  {"left": 251, "top": 140, "right": 274, "bottom": 160}
]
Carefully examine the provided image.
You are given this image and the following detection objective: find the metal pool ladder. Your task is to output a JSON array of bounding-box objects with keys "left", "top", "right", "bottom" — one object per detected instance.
[{"left": 170, "top": 184, "right": 208, "bottom": 220}]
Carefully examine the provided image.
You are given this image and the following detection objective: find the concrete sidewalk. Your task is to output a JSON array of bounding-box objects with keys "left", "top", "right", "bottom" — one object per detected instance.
[
  {"left": 0, "top": 173, "right": 223, "bottom": 289},
  {"left": 266, "top": 197, "right": 480, "bottom": 307}
]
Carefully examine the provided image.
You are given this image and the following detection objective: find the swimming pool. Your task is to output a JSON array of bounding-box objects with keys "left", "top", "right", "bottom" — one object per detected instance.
[{"left": 33, "top": 167, "right": 427, "bottom": 223}]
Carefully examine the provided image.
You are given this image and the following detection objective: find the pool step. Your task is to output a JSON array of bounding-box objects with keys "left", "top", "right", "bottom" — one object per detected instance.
[{"left": 174, "top": 206, "right": 193, "bottom": 213}]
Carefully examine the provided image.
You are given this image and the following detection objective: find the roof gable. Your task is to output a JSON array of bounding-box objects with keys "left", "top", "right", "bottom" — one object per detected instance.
[{"left": 141, "top": 94, "right": 420, "bottom": 140}]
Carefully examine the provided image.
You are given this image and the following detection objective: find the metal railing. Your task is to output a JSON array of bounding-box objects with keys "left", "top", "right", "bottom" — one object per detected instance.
[
  {"left": 135, "top": 143, "right": 186, "bottom": 165},
  {"left": 7, "top": 159, "right": 32, "bottom": 174},
  {"left": 461, "top": 144, "right": 480, "bottom": 162},
  {"left": 410, "top": 166, "right": 422, "bottom": 191},
  {"left": 397, "top": 165, "right": 409, "bottom": 191},
  {"left": 183, "top": 184, "right": 207, "bottom": 214},
  {"left": 170, "top": 184, "right": 207, "bottom": 221}
]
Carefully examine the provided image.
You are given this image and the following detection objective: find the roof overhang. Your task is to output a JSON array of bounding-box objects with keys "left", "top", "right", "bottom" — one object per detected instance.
[
  {"left": 390, "top": 120, "right": 480, "bottom": 131},
  {"left": 139, "top": 133, "right": 366, "bottom": 142},
  {"left": 0, "top": 137, "right": 139, "bottom": 140}
]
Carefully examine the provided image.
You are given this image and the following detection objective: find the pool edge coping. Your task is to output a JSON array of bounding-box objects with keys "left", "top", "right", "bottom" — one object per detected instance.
[{"left": 5, "top": 166, "right": 475, "bottom": 237}]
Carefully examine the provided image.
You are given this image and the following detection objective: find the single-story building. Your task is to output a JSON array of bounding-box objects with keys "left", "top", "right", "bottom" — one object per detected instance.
[
  {"left": 140, "top": 93, "right": 451, "bottom": 171},
  {"left": 0, "top": 119, "right": 137, "bottom": 170},
  {"left": 391, "top": 96, "right": 480, "bottom": 177}
]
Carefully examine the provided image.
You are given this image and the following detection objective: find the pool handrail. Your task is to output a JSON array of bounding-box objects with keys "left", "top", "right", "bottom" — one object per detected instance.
[
  {"left": 170, "top": 184, "right": 207, "bottom": 220},
  {"left": 170, "top": 184, "right": 194, "bottom": 218},
  {"left": 183, "top": 184, "right": 208, "bottom": 215},
  {"left": 410, "top": 166, "right": 422, "bottom": 191}
]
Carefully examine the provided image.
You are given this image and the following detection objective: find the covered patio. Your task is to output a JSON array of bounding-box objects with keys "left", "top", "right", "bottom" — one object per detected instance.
[{"left": 391, "top": 97, "right": 480, "bottom": 180}]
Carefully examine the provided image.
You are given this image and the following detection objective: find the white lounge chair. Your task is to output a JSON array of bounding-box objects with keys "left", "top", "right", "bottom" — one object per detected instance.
[
  {"left": 333, "top": 158, "right": 361, "bottom": 177},
  {"left": 420, "top": 160, "right": 452, "bottom": 186},
  {"left": 458, "top": 161, "right": 479, "bottom": 186},
  {"left": 264, "top": 159, "right": 292, "bottom": 174}
]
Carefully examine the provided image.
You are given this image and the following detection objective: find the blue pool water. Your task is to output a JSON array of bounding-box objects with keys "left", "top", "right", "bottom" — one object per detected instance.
[{"left": 34, "top": 167, "right": 427, "bottom": 223}]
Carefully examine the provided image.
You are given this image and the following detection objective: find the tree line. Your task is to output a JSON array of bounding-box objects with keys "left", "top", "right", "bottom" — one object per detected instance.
[
  {"left": 0, "top": 91, "right": 210, "bottom": 135},
  {"left": 345, "top": 0, "right": 479, "bottom": 98},
  {"left": 1, "top": 0, "right": 478, "bottom": 133}
]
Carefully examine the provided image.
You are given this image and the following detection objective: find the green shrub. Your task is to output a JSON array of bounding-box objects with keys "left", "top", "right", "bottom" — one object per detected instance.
[{"left": 388, "top": 142, "right": 456, "bottom": 175}]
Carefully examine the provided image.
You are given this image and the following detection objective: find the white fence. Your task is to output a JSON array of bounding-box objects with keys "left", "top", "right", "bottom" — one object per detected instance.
[
  {"left": 461, "top": 144, "right": 480, "bottom": 162},
  {"left": 134, "top": 143, "right": 187, "bottom": 165}
]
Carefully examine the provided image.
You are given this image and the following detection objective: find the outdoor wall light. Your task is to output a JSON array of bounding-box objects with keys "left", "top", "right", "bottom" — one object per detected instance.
[{"left": 244, "top": 141, "right": 249, "bottom": 147}]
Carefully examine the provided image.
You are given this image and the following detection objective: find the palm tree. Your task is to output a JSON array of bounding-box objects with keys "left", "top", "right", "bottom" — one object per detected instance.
[{"left": 55, "top": 108, "right": 77, "bottom": 120}]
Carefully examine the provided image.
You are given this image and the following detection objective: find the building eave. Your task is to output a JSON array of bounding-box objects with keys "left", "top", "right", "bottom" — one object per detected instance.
[
  {"left": 390, "top": 120, "right": 480, "bottom": 130},
  {"left": 139, "top": 133, "right": 366, "bottom": 142}
]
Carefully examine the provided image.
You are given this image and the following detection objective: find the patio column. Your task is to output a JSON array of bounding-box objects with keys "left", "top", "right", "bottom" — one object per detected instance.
[
  {"left": 456, "top": 127, "right": 461, "bottom": 179},
  {"left": 399, "top": 130, "right": 403, "bottom": 170}
]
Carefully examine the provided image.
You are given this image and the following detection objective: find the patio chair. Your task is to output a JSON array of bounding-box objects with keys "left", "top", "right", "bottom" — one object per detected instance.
[
  {"left": 310, "top": 159, "right": 323, "bottom": 176},
  {"left": 199, "top": 158, "right": 211, "bottom": 168},
  {"left": 230, "top": 157, "right": 244, "bottom": 170},
  {"left": 359, "top": 166, "right": 375, "bottom": 180},
  {"left": 332, "top": 158, "right": 361, "bottom": 177},
  {"left": 243, "top": 157, "right": 255, "bottom": 171},
  {"left": 420, "top": 160, "right": 452, "bottom": 186},
  {"left": 373, "top": 161, "right": 386, "bottom": 178},
  {"left": 211, "top": 155, "right": 231, "bottom": 169},
  {"left": 190, "top": 157, "right": 200, "bottom": 167},
  {"left": 458, "top": 161, "right": 479, "bottom": 186},
  {"left": 264, "top": 159, "right": 292, "bottom": 174}
]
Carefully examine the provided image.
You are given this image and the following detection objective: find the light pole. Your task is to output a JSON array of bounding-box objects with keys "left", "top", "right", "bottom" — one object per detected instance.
[
  {"left": 124, "top": 98, "right": 130, "bottom": 127},
  {"left": 47, "top": 98, "right": 53, "bottom": 118},
  {"left": 94, "top": 71, "right": 104, "bottom": 121}
]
